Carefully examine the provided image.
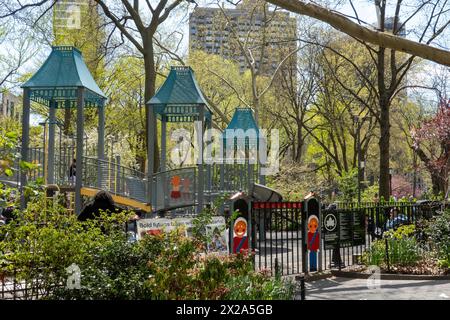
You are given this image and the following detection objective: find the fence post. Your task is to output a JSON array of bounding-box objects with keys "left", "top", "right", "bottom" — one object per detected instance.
[
  {"left": 337, "top": 216, "right": 342, "bottom": 271},
  {"left": 301, "top": 202, "right": 308, "bottom": 274},
  {"left": 385, "top": 237, "right": 390, "bottom": 272},
  {"left": 299, "top": 275, "right": 306, "bottom": 300},
  {"left": 13, "top": 268, "right": 17, "bottom": 300},
  {"left": 116, "top": 155, "right": 121, "bottom": 194},
  {"left": 275, "top": 257, "right": 280, "bottom": 278}
]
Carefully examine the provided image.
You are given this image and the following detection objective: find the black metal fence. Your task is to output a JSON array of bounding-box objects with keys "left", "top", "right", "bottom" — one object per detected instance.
[
  {"left": 251, "top": 202, "right": 303, "bottom": 276},
  {"left": 0, "top": 268, "right": 59, "bottom": 300},
  {"left": 251, "top": 200, "right": 444, "bottom": 276}
]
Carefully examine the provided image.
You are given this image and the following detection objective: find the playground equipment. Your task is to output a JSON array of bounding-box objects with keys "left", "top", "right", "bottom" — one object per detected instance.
[
  {"left": 7, "top": 47, "right": 268, "bottom": 215},
  {"left": 20, "top": 46, "right": 108, "bottom": 214},
  {"left": 147, "top": 66, "right": 266, "bottom": 213}
]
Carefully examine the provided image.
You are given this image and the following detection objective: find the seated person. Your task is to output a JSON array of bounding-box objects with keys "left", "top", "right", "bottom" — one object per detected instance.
[{"left": 77, "top": 190, "right": 121, "bottom": 221}]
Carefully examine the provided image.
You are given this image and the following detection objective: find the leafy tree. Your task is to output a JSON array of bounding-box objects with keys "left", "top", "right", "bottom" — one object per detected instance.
[
  {"left": 412, "top": 99, "right": 450, "bottom": 197},
  {"left": 336, "top": 168, "right": 358, "bottom": 202}
]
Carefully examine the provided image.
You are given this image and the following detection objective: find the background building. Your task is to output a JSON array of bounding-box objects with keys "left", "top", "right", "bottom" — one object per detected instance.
[
  {"left": 189, "top": 1, "right": 297, "bottom": 75},
  {"left": 0, "top": 91, "right": 20, "bottom": 119}
]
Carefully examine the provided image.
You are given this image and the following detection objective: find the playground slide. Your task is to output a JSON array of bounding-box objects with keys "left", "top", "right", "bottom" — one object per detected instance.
[{"left": 80, "top": 187, "right": 151, "bottom": 213}]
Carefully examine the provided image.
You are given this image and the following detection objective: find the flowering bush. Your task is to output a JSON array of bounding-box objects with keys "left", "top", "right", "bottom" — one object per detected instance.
[{"left": 1, "top": 196, "right": 295, "bottom": 300}]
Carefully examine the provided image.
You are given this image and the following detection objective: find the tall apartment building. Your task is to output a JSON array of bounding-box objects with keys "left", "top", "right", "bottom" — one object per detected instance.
[
  {"left": 0, "top": 92, "right": 20, "bottom": 120},
  {"left": 53, "top": 0, "right": 90, "bottom": 33},
  {"left": 384, "top": 17, "right": 406, "bottom": 36},
  {"left": 53, "top": 0, "right": 104, "bottom": 72},
  {"left": 189, "top": 1, "right": 297, "bottom": 75}
]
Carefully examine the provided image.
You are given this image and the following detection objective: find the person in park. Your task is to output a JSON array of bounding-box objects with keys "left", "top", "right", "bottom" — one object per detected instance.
[
  {"left": 78, "top": 190, "right": 120, "bottom": 221},
  {"left": 68, "top": 159, "right": 76, "bottom": 184}
]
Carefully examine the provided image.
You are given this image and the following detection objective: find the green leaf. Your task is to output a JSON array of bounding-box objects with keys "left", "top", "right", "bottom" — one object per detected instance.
[
  {"left": 5, "top": 131, "right": 18, "bottom": 140},
  {"left": 4, "top": 168, "right": 13, "bottom": 177},
  {"left": 19, "top": 161, "right": 37, "bottom": 170}
]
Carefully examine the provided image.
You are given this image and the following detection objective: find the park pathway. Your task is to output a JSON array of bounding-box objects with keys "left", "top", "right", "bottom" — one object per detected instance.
[{"left": 297, "top": 277, "right": 450, "bottom": 300}]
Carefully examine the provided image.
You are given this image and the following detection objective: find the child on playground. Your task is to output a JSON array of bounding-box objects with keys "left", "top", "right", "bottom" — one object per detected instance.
[{"left": 69, "top": 159, "right": 76, "bottom": 184}]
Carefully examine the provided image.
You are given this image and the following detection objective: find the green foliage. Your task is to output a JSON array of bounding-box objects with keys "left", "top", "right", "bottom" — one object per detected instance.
[
  {"left": 426, "top": 210, "right": 450, "bottom": 269},
  {"left": 0, "top": 182, "right": 18, "bottom": 207},
  {"left": 361, "top": 185, "right": 379, "bottom": 202},
  {"left": 0, "top": 128, "right": 19, "bottom": 177},
  {"left": 223, "top": 272, "right": 295, "bottom": 300},
  {"left": 0, "top": 126, "right": 38, "bottom": 181},
  {"left": 191, "top": 194, "right": 230, "bottom": 252},
  {"left": 1, "top": 196, "right": 294, "bottom": 300},
  {"left": 337, "top": 168, "right": 358, "bottom": 202},
  {"left": 0, "top": 197, "right": 133, "bottom": 298},
  {"left": 362, "top": 225, "right": 421, "bottom": 268},
  {"left": 384, "top": 224, "right": 416, "bottom": 239}
]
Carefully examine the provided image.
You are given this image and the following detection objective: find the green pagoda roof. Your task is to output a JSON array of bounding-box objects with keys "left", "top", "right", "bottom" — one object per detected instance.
[
  {"left": 225, "top": 108, "right": 260, "bottom": 133},
  {"left": 223, "top": 107, "right": 261, "bottom": 149},
  {"left": 148, "top": 66, "right": 212, "bottom": 122},
  {"left": 22, "top": 46, "right": 106, "bottom": 108}
]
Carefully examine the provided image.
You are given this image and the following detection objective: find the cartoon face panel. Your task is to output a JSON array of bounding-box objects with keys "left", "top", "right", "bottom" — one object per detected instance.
[
  {"left": 233, "top": 218, "right": 247, "bottom": 238},
  {"left": 308, "top": 215, "right": 319, "bottom": 234}
]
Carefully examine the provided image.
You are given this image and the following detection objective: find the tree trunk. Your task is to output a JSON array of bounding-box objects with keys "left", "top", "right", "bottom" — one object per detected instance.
[
  {"left": 431, "top": 169, "right": 446, "bottom": 196},
  {"left": 378, "top": 97, "right": 390, "bottom": 200},
  {"left": 295, "top": 122, "right": 303, "bottom": 163},
  {"left": 143, "top": 37, "right": 160, "bottom": 174}
]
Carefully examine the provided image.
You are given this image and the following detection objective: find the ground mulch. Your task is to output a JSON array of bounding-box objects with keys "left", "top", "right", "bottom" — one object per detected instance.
[{"left": 342, "top": 259, "right": 449, "bottom": 276}]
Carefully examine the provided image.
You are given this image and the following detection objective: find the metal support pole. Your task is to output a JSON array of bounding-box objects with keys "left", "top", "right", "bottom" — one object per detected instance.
[
  {"left": 42, "top": 122, "right": 47, "bottom": 185},
  {"left": 220, "top": 162, "right": 225, "bottom": 191},
  {"left": 116, "top": 155, "right": 121, "bottom": 194},
  {"left": 220, "top": 135, "right": 225, "bottom": 192},
  {"left": 20, "top": 88, "right": 31, "bottom": 209},
  {"left": 147, "top": 104, "right": 156, "bottom": 205},
  {"left": 161, "top": 116, "right": 166, "bottom": 172},
  {"left": 299, "top": 275, "right": 306, "bottom": 300},
  {"left": 47, "top": 101, "right": 56, "bottom": 185},
  {"left": 75, "top": 88, "right": 85, "bottom": 215},
  {"left": 160, "top": 116, "right": 168, "bottom": 209},
  {"left": 97, "top": 104, "right": 105, "bottom": 189},
  {"left": 206, "top": 119, "right": 212, "bottom": 203},
  {"left": 259, "top": 137, "right": 266, "bottom": 186},
  {"left": 318, "top": 198, "right": 323, "bottom": 272},
  {"left": 197, "top": 106, "right": 205, "bottom": 213}
]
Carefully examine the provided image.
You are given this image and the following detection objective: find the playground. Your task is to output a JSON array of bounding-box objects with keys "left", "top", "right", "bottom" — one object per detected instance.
[
  {"left": 0, "top": 46, "right": 448, "bottom": 301},
  {"left": 1, "top": 47, "right": 275, "bottom": 218}
]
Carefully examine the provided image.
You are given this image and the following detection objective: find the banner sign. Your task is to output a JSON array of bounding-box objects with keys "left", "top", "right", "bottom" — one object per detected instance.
[
  {"left": 323, "top": 209, "right": 366, "bottom": 250},
  {"left": 136, "top": 217, "right": 229, "bottom": 253}
]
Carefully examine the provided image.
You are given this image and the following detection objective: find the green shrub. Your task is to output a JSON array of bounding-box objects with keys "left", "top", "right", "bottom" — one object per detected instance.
[
  {"left": 426, "top": 210, "right": 450, "bottom": 269},
  {"left": 1, "top": 196, "right": 295, "bottom": 300},
  {"left": 223, "top": 273, "right": 295, "bottom": 300},
  {"left": 362, "top": 225, "right": 421, "bottom": 268},
  {"left": 0, "top": 196, "right": 133, "bottom": 298}
]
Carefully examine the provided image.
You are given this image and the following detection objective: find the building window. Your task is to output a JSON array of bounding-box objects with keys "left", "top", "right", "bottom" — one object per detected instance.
[{"left": 10, "top": 102, "right": 14, "bottom": 117}]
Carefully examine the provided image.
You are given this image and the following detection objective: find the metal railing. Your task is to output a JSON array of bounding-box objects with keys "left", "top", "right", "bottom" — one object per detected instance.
[
  {"left": 153, "top": 167, "right": 197, "bottom": 211},
  {"left": 0, "top": 267, "right": 60, "bottom": 300},
  {"left": 3, "top": 147, "right": 262, "bottom": 212},
  {"left": 83, "top": 156, "right": 149, "bottom": 204},
  {"left": 0, "top": 147, "right": 45, "bottom": 186}
]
